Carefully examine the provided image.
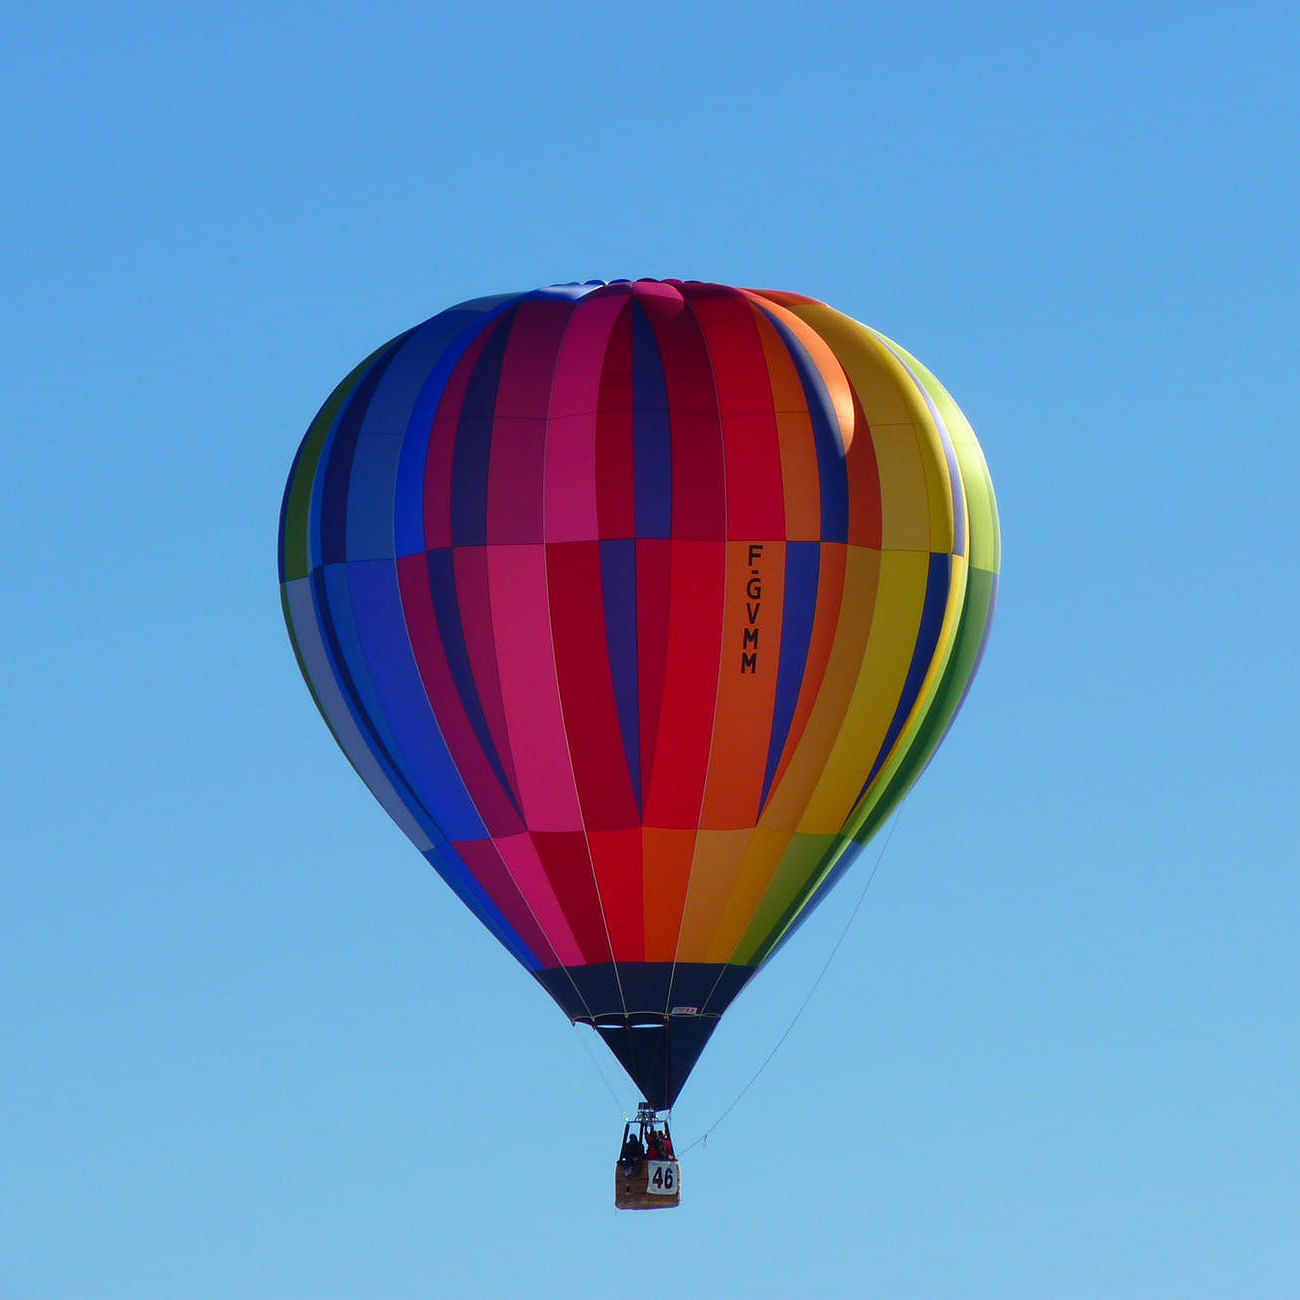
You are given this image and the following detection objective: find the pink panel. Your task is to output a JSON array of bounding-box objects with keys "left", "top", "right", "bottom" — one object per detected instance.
[
  {"left": 486, "top": 543, "right": 585, "bottom": 831},
  {"left": 493, "top": 831, "right": 586, "bottom": 965},
  {"left": 545, "top": 288, "right": 632, "bottom": 542}
]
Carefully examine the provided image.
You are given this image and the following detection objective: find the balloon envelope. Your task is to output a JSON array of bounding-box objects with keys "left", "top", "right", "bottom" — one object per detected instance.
[{"left": 279, "top": 280, "right": 999, "bottom": 1108}]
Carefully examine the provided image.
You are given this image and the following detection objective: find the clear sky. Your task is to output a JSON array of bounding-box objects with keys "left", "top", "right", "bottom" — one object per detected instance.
[{"left": 5, "top": 2, "right": 1298, "bottom": 1296}]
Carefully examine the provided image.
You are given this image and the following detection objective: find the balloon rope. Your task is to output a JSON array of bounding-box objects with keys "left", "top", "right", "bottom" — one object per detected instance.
[
  {"left": 676, "top": 806, "right": 905, "bottom": 1156},
  {"left": 574, "top": 1022, "right": 632, "bottom": 1119}
]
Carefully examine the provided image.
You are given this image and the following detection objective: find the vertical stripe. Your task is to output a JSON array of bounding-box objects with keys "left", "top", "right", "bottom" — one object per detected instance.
[
  {"left": 631, "top": 302, "right": 672, "bottom": 539},
  {"left": 592, "top": 302, "right": 637, "bottom": 540},
  {"left": 861, "top": 552, "right": 953, "bottom": 791},
  {"left": 423, "top": 548, "right": 521, "bottom": 823},
  {"left": 601, "top": 539, "right": 641, "bottom": 808},
  {"left": 698, "top": 540, "right": 786, "bottom": 829},
  {"left": 450, "top": 312, "right": 514, "bottom": 546},
  {"left": 549, "top": 541, "right": 640, "bottom": 830},
  {"left": 492, "top": 832, "right": 587, "bottom": 966},
  {"left": 484, "top": 543, "right": 584, "bottom": 831},
  {"left": 546, "top": 288, "right": 631, "bottom": 542},
  {"left": 643, "top": 540, "right": 726, "bottom": 828},
  {"left": 488, "top": 298, "right": 573, "bottom": 544},
  {"left": 761, "top": 540, "right": 820, "bottom": 808},
  {"left": 420, "top": 320, "right": 502, "bottom": 550}
]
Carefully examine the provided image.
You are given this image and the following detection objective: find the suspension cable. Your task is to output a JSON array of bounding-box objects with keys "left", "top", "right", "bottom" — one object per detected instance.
[{"left": 676, "top": 807, "right": 906, "bottom": 1155}]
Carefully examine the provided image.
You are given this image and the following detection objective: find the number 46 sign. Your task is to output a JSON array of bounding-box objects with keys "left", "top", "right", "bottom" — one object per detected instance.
[{"left": 646, "top": 1161, "right": 680, "bottom": 1196}]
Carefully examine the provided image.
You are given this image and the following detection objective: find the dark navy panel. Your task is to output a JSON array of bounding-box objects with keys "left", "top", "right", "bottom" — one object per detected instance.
[
  {"left": 450, "top": 311, "right": 515, "bottom": 547},
  {"left": 425, "top": 548, "right": 521, "bottom": 816},
  {"left": 534, "top": 961, "right": 756, "bottom": 1107},
  {"left": 863, "top": 551, "right": 952, "bottom": 791},
  {"left": 600, "top": 539, "right": 642, "bottom": 812},
  {"left": 760, "top": 540, "right": 821, "bottom": 811},
  {"left": 534, "top": 961, "right": 753, "bottom": 1021},
  {"left": 631, "top": 302, "right": 672, "bottom": 540},
  {"left": 594, "top": 1017, "right": 720, "bottom": 1110}
]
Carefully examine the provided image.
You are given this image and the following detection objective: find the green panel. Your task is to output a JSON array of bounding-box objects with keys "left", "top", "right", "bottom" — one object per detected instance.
[
  {"left": 870, "top": 332, "right": 1001, "bottom": 575},
  {"left": 732, "top": 832, "right": 837, "bottom": 966}
]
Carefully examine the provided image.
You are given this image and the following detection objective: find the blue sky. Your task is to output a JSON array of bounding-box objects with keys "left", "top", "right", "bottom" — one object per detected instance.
[{"left": 5, "top": 2, "right": 1298, "bottom": 1296}]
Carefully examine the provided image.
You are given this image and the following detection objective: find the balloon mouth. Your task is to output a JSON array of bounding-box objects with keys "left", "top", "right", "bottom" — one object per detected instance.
[{"left": 587, "top": 1011, "right": 716, "bottom": 1031}]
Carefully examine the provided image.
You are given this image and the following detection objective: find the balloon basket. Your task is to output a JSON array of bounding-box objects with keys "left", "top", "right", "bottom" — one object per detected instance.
[{"left": 614, "top": 1102, "right": 681, "bottom": 1210}]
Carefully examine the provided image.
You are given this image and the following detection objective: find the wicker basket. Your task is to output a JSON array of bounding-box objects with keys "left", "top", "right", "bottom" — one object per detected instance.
[{"left": 614, "top": 1158, "right": 681, "bottom": 1210}]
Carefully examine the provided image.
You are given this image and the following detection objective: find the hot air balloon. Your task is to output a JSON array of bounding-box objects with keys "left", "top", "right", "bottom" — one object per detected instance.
[{"left": 279, "top": 279, "right": 999, "bottom": 1207}]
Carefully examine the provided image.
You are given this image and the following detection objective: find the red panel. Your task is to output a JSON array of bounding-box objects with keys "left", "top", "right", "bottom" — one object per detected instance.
[
  {"left": 531, "top": 830, "right": 614, "bottom": 963},
  {"left": 684, "top": 285, "right": 786, "bottom": 541},
  {"left": 651, "top": 300, "right": 726, "bottom": 542},
  {"left": 395, "top": 553, "right": 522, "bottom": 834},
  {"left": 845, "top": 386, "right": 883, "bottom": 549},
  {"left": 547, "top": 541, "right": 640, "bottom": 830},
  {"left": 588, "top": 828, "right": 645, "bottom": 960},
  {"left": 643, "top": 539, "right": 726, "bottom": 828},
  {"left": 594, "top": 303, "right": 636, "bottom": 539}
]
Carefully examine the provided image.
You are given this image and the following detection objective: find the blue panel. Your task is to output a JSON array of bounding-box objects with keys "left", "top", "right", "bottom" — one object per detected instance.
[
  {"left": 285, "top": 577, "right": 433, "bottom": 853},
  {"left": 631, "top": 302, "right": 672, "bottom": 540},
  {"left": 426, "top": 548, "right": 521, "bottom": 815},
  {"left": 320, "top": 565, "right": 399, "bottom": 770},
  {"left": 758, "top": 308, "right": 849, "bottom": 544},
  {"left": 344, "top": 432, "right": 404, "bottom": 562},
  {"left": 450, "top": 311, "right": 514, "bottom": 546},
  {"left": 347, "top": 560, "right": 488, "bottom": 842},
  {"left": 308, "top": 564, "right": 449, "bottom": 856},
  {"left": 600, "top": 538, "right": 641, "bottom": 812},
  {"left": 759, "top": 540, "right": 821, "bottom": 811},
  {"left": 394, "top": 301, "right": 521, "bottom": 557},
  {"left": 318, "top": 332, "right": 412, "bottom": 565}
]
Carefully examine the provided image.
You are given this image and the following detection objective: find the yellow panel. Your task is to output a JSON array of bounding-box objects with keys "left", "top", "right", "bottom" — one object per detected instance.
[
  {"left": 846, "top": 553, "right": 969, "bottom": 834},
  {"left": 793, "top": 305, "right": 956, "bottom": 555},
  {"left": 672, "top": 828, "right": 755, "bottom": 964},
  {"left": 874, "top": 332, "right": 1001, "bottom": 574},
  {"left": 797, "top": 549, "right": 930, "bottom": 833},
  {"left": 758, "top": 545, "right": 880, "bottom": 832}
]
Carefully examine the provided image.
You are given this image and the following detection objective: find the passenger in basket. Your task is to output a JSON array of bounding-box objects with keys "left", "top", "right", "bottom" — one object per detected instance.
[{"left": 619, "top": 1131, "right": 644, "bottom": 1168}]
